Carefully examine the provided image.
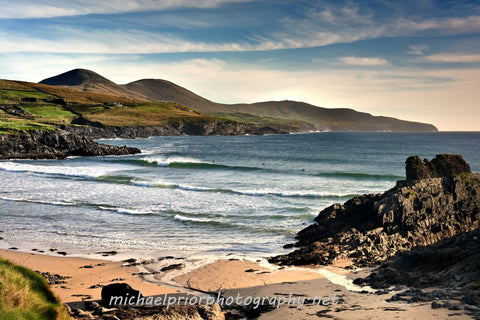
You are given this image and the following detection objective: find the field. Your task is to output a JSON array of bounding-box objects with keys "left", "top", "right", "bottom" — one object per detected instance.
[{"left": 0, "top": 79, "right": 220, "bottom": 134}]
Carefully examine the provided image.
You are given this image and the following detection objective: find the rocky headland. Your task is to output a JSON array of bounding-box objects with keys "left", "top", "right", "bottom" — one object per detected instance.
[
  {"left": 270, "top": 154, "right": 479, "bottom": 267},
  {"left": 269, "top": 154, "right": 480, "bottom": 316},
  {"left": 0, "top": 130, "right": 141, "bottom": 160}
]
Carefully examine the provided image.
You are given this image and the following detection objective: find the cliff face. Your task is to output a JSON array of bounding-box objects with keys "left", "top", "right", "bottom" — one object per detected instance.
[
  {"left": 270, "top": 155, "right": 479, "bottom": 267},
  {"left": 0, "top": 130, "right": 141, "bottom": 160},
  {"left": 63, "top": 120, "right": 288, "bottom": 139}
]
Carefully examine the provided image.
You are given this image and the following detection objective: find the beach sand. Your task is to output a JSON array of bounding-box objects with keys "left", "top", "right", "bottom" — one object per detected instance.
[
  {"left": 0, "top": 249, "right": 179, "bottom": 303},
  {"left": 0, "top": 250, "right": 474, "bottom": 319}
]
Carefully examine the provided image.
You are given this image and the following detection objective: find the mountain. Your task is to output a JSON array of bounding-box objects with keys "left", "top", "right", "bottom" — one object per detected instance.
[
  {"left": 39, "top": 69, "right": 438, "bottom": 132},
  {"left": 40, "top": 69, "right": 147, "bottom": 101},
  {"left": 125, "top": 79, "right": 217, "bottom": 111}
]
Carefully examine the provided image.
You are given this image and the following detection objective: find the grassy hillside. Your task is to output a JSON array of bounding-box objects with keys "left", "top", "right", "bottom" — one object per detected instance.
[
  {"left": 83, "top": 102, "right": 219, "bottom": 127},
  {"left": 222, "top": 101, "right": 438, "bottom": 131},
  {"left": 0, "top": 257, "right": 70, "bottom": 320},
  {"left": 0, "top": 79, "right": 220, "bottom": 134},
  {"left": 40, "top": 68, "right": 147, "bottom": 101},
  {"left": 123, "top": 78, "right": 437, "bottom": 132}
]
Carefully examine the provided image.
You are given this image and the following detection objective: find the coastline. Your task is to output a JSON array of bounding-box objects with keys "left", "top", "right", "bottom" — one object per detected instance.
[{"left": 0, "top": 249, "right": 474, "bottom": 319}]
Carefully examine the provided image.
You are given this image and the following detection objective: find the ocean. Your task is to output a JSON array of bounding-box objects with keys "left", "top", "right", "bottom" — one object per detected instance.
[{"left": 1, "top": 132, "right": 479, "bottom": 260}]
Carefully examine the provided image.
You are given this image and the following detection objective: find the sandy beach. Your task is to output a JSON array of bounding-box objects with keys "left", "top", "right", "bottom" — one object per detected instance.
[
  {"left": 0, "top": 249, "right": 179, "bottom": 304},
  {"left": 0, "top": 249, "right": 475, "bottom": 319}
]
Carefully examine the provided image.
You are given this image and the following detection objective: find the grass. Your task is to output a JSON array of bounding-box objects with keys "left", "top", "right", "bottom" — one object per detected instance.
[
  {"left": 84, "top": 102, "right": 217, "bottom": 127},
  {"left": 0, "top": 90, "right": 57, "bottom": 104},
  {"left": 0, "top": 118, "right": 56, "bottom": 135},
  {"left": 0, "top": 79, "right": 232, "bottom": 131},
  {"left": 213, "top": 112, "right": 305, "bottom": 127},
  {"left": 0, "top": 257, "right": 70, "bottom": 320},
  {"left": 20, "top": 106, "right": 76, "bottom": 124}
]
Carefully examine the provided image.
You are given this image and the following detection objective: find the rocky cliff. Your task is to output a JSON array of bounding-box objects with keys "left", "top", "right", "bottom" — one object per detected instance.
[
  {"left": 0, "top": 130, "right": 141, "bottom": 160},
  {"left": 269, "top": 154, "right": 479, "bottom": 267},
  {"left": 64, "top": 119, "right": 288, "bottom": 139}
]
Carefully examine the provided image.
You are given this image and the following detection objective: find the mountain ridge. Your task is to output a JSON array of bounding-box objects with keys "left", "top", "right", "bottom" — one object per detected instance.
[{"left": 39, "top": 68, "right": 437, "bottom": 132}]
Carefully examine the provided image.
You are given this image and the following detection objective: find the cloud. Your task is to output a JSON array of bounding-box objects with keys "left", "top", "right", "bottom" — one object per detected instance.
[
  {"left": 0, "top": 28, "right": 260, "bottom": 54},
  {"left": 0, "top": 0, "right": 254, "bottom": 19},
  {"left": 339, "top": 57, "right": 389, "bottom": 66},
  {"left": 395, "top": 15, "right": 480, "bottom": 35},
  {"left": 407, "top": 44, "right": 427, "bottom": 55},
  {"left": 423, "top": 53, "right": 480, "bottom": 63}
]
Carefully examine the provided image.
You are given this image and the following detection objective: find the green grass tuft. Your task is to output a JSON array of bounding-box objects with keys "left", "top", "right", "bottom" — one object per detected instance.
[{"left": 0, "top": 257, "right": 70, "bottom": 320}]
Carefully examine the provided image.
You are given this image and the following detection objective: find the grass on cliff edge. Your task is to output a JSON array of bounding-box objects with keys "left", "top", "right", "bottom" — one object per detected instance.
[
  {"left": 0, "top": 257, "right": 70, "bottom": 320},
  {"left": 0, "top": 118, "right": 57, "bottom": 135}
]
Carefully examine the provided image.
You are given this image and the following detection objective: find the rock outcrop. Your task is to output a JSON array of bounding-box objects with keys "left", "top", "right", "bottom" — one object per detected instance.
[
  {"left": 70, "top": 297, "right": 226, "bottom": 320},
  {"left": 0, "top": 130, "right": 141, "bottom": 160},
  {"left": 101, "top": 283, "right": 143, "bottom": 307},
  {"left": 270, "top": 155, "right": 479, "bottom": 267},
  {"left": 406, "top": 154, "right": 471, "bottom": 181},
  {"left": 353, "top": 229, "right": 480, "bottom": 318}
]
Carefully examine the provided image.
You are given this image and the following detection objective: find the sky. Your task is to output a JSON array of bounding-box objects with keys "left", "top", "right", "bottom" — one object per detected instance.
[{"left": 1, "top": 0, "right": 479, "bottom": 131}]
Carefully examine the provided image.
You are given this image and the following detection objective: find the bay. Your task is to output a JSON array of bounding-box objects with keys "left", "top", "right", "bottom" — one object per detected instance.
[{"left": 0, "top": 132, "right": 479, "bottom": 259}]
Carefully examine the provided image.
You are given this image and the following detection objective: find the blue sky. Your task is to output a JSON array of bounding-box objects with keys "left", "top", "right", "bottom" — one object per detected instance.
[{"left": 1, "top": 0, "right": 479, "bottom": 130}]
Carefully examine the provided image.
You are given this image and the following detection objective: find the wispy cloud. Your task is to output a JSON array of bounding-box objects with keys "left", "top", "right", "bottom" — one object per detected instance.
[
  {"left": 395, "top": 15, "right": 480, "bottom": 35},
  {"left": 0, "top": 0, "right": 254, "bottom": 19},
  {"left": 407, "top": 44, "right": 427, "bottom": 55},
  {"left": 339, "top": 56, "right": 389, "bottom": 66},
  {"left": 0, "top": 28, "right": 259, "bottom": 54},
  {"left": 423, "top": 53, "right": 480, "bottom": 63}
]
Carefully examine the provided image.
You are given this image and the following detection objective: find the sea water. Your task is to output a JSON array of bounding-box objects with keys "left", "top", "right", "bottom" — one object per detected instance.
[{"left": 1, "top": 132, "right": 479, "bottom": 259}]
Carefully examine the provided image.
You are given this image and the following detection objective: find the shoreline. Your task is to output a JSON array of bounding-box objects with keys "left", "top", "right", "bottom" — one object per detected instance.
[{"left": 1, "top": 249, "right": 474, "bottom": 319}]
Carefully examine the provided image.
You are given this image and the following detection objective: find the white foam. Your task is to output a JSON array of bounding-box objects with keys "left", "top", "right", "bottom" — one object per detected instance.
[
  {"left": 116, "top": 208, "right": 154, "bottom": 215},
  {"left": 142, "top": 155, "right": 204, "bottom": 166},
  {"left": 0, "top": 161, "right": 122, "bottom": 179},
  {"left": 173, "top": 214, "right": 210, "bottom": 223}
]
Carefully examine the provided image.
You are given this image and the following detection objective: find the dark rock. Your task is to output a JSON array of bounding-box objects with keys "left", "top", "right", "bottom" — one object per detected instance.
[
  {"left": 71, "top": 308, "right": 94, "bottom": 319},
  {"left": 96, "top": 251, "right": 118, "bottom": 256},
  {"left": 270, "top": 155, "right": 480, "bottom": 267},
  {"left": 62, "top": 120, "right": 292, "bottom": 140},
  {"left": 160, "top": 263, "right": 185, "bottom": 272},
  {"left": 39, "top": 272, "right": 71, "bottom": 285},
  {"left": 57, "top": 251, "right": 67, "bottom": 256},
  {"left": 110, "top": 278, "right": 125, "bottom": 282},
  {"left": 406, "top": 154, "right": 471, "bottom": 181},
  {"left": 122, "top": 258, "right": 136, "bottom": 263},
  {"left": 84, "top": 301, "right": 101, "bottom": 311},
  {"left": 88, "top": 284, "right": 104, "bottom": 289},
  {"left": 101, "top": 283, "right": 143, "bottom": 307},
  {"left": 0, "top": 130, "right": 141, "bottom": 160}
]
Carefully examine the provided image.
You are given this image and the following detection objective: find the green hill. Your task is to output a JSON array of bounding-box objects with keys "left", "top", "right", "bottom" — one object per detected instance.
[
  {"left": 40, "top": 69, "right": 437, "bottom": 132},
  {"left": 0, "top": 78, "right": 219, "bottom": 134}
]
